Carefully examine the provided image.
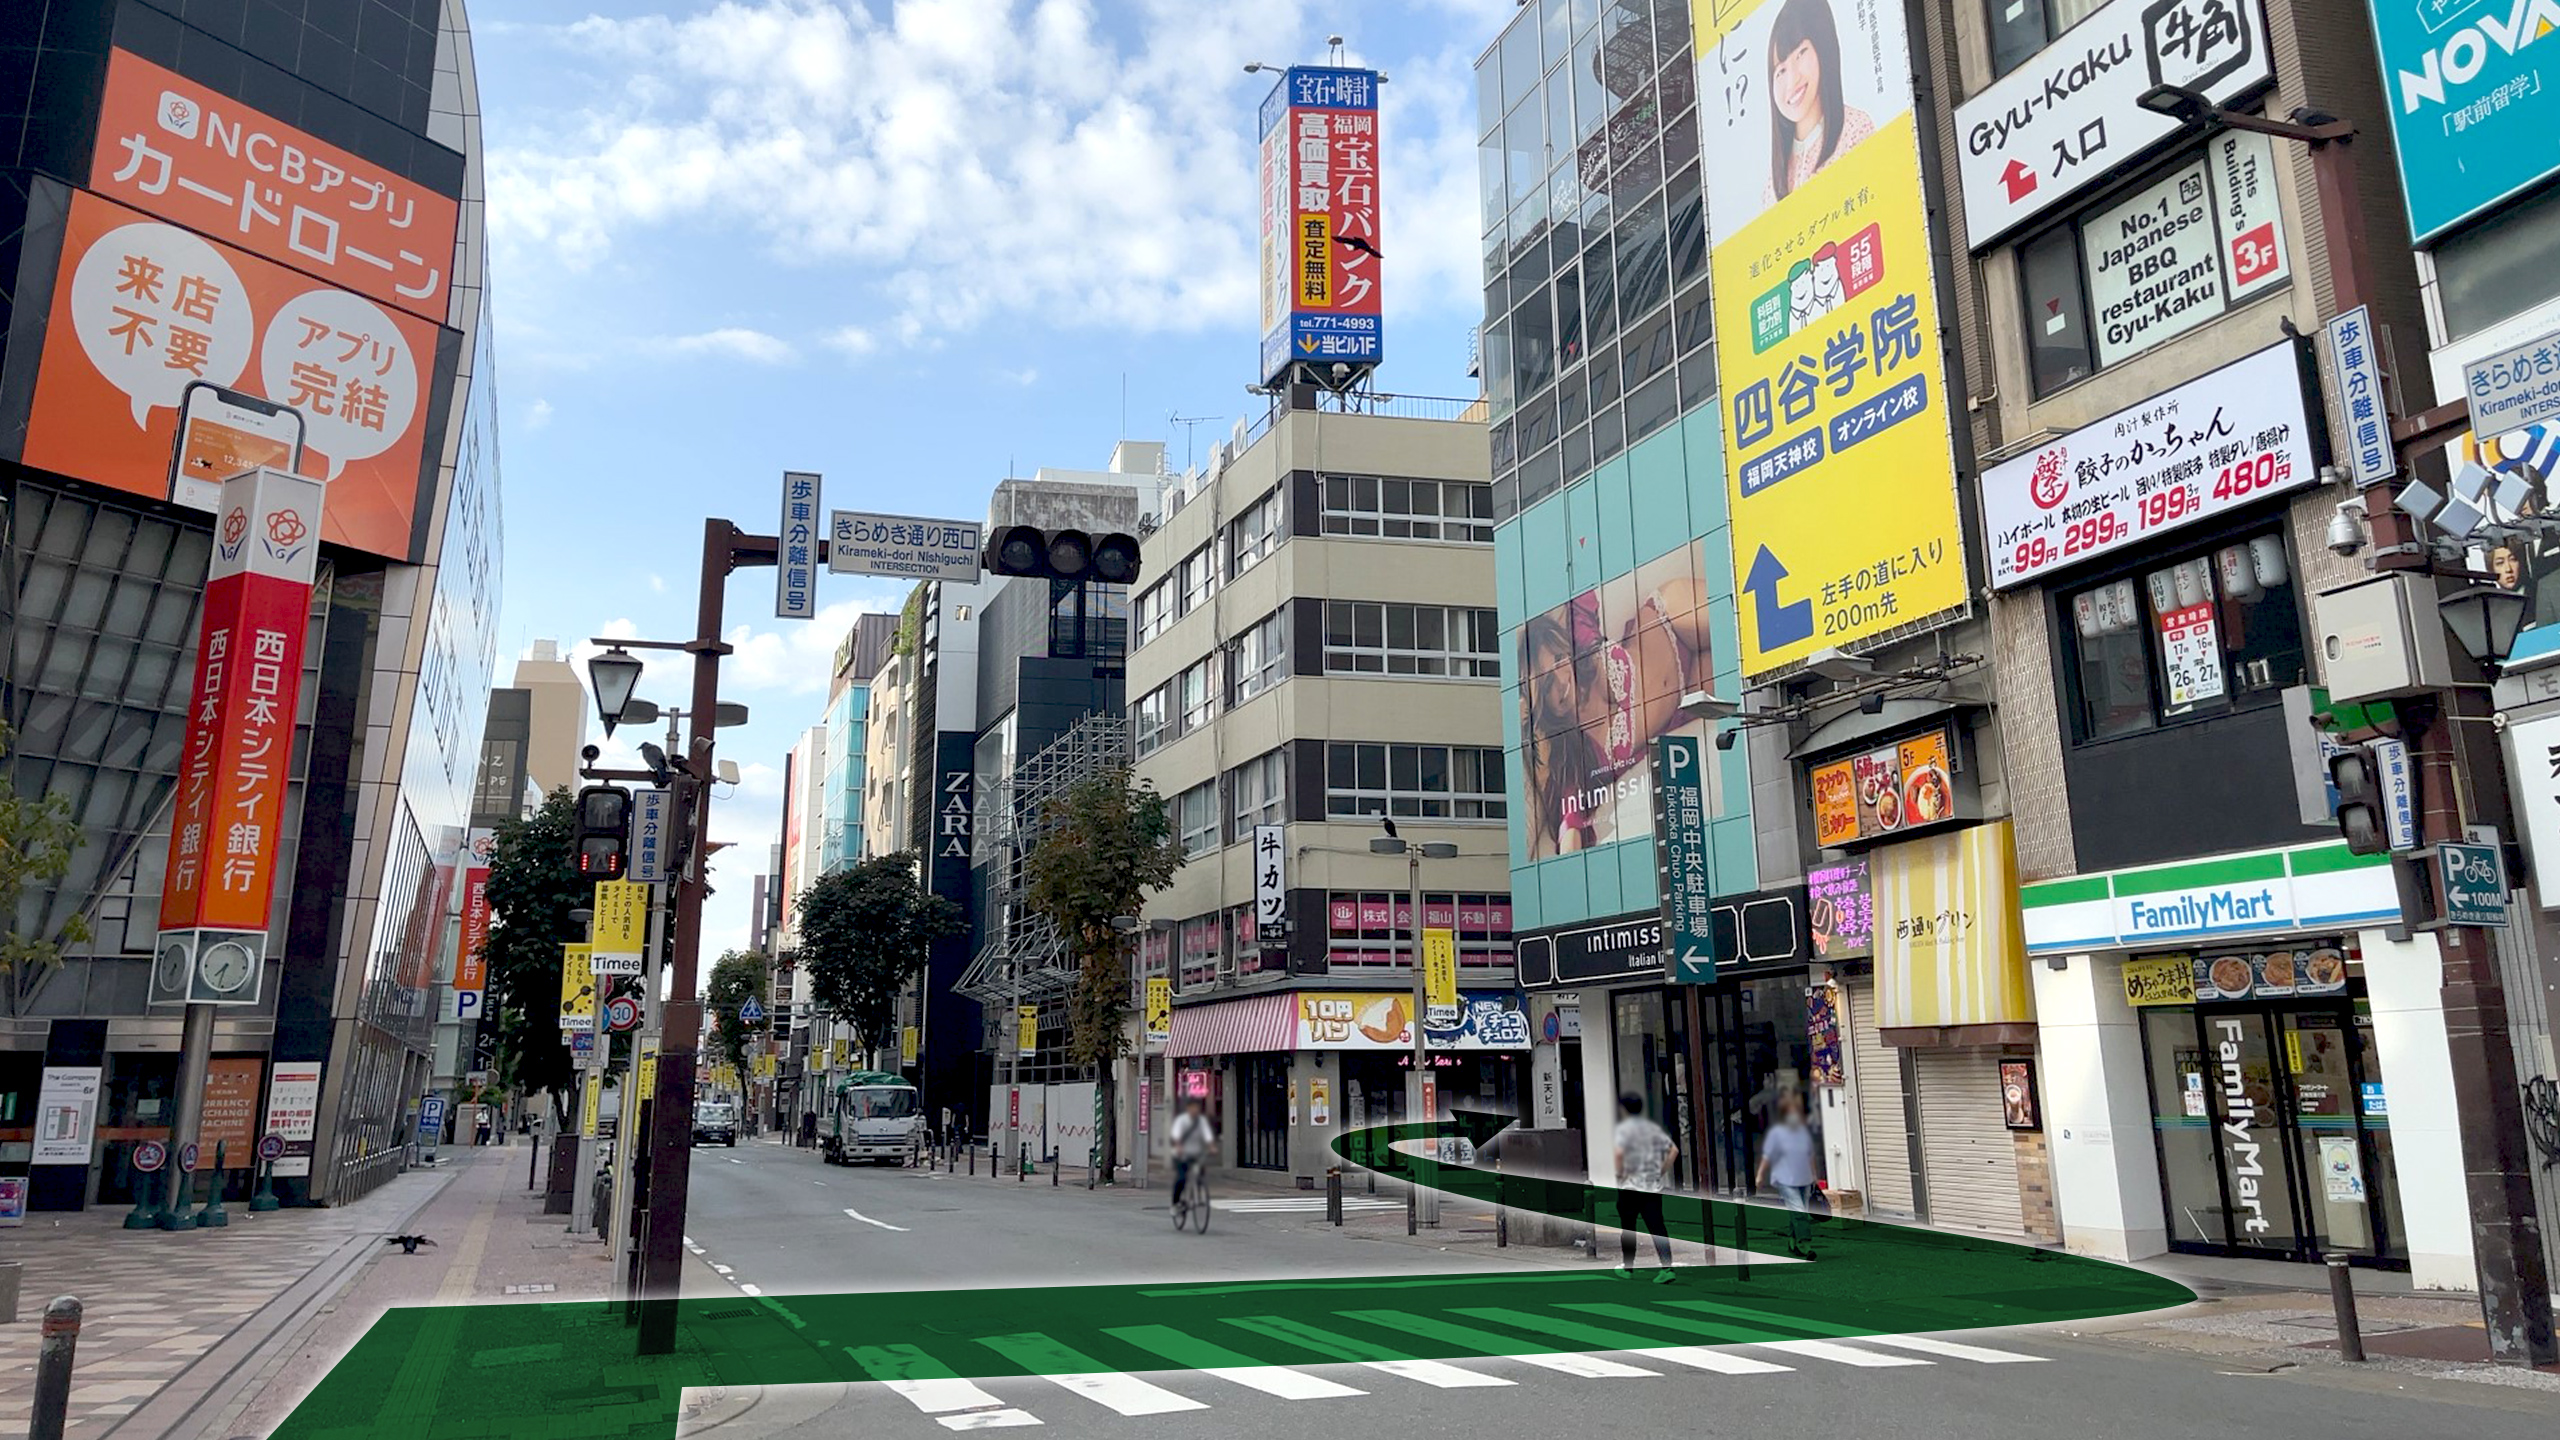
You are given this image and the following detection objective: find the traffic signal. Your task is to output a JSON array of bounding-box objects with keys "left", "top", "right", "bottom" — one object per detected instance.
[
  {"left": 2329, "top": 745, "right": 2387, "bottom": 856},
  {"left": 984, "top": 525, "right": 1142, "bottom": 586},
  {"left": 574, "top": 784, "right": 632, "bottom": 879}
]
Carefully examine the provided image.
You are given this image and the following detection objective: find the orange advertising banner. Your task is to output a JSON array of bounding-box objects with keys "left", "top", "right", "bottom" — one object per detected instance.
[
  {"left": 159, "top": 469, "right": 322, "bottom": 936},
  {"left": 1808, "top": 726, "right": 1959, "bottom": 848},
  {"left": 23, "top": 188, "right": 451, "bottom": 561},
  {"left": 90, "top": 49, "right": 459, "bottom": 323}
]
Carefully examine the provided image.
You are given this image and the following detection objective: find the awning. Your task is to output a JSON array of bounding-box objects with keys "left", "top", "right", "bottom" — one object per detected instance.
[{"left": 1167, "top": 992, "right": 1297, "bottom": 1059}]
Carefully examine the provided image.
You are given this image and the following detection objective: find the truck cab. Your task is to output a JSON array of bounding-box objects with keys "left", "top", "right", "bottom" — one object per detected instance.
[
  {"left": 692, "top": 1100, "right": 738, "bottom": 1147},
  {"left": 821, "top": 1072, "right": 924, "bottom": 1166}
]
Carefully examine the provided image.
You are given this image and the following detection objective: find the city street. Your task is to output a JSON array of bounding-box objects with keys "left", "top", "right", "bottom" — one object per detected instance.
[{"left": 666, "top": 1139, "right": 2560, "bottom": 1440}]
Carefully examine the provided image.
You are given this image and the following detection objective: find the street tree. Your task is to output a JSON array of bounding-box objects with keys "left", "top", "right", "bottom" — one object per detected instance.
[
  {"left": 481, "top": 787, "right": 584, "bottom": 1121},
  {"left": 796, "top": 853, "right": 963, "bottom": 1064},
  {"left": 0, "top": 722, "right": 90, "bottom": 1014},
  {"left": 704, "top": 949, "right": 768, "bottom": 1078},
  {"left": 1022, "top": 767, "right": 1183, "bottom": 1177}
]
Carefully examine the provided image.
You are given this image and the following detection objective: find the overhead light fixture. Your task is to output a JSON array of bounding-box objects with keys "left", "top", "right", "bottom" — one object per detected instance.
[
  {"left": 1804, "top": 647, "right": 1874, "bottom": 682},
  {"left": 588, "top": 648, "right": 645, "bottom": 738},
  {"left": 2136, "top": 82, "right": 2212, "bottom": 127},
  {"left": 1858, "top": 692, "right": 1887, "bottom": 715},
  {"left": 1680, "top": 690, "right": 1739, "bottom": 720},
  {"left": 2438, "top": 583, "right": 2530, "bottom": 667}
]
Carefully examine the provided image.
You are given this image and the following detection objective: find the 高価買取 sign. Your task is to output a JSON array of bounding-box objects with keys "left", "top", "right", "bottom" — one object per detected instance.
[
  {"left": 1952, "top": 0, "right": 2274, "bottom": 245},
  {"left": 2366, "top": 0, "right": 2560, "bottom": 240},
  {"left": 827, "top": 512, "right": 982, "bottom": 582},
  {"left": 1982, "top": 341, "right": 2321, "bottom": 590},
  {"left": 1257, "top": 66, "right": 1383, "bottom": 382}
]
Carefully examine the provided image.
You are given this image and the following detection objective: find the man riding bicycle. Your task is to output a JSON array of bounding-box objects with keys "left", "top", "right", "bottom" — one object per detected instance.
[{"left": 1168, "top": 1096, "right": 1216, "bottom": 1207}]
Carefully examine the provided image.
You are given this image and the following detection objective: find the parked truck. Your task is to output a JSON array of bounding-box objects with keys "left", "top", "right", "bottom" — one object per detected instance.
[{"left": 820, "top": 1070, "right": 925, "bottom": 1166}]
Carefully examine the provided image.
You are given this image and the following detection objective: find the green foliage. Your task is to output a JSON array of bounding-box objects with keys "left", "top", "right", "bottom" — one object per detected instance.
[
  {"left": 480, "top": 787, "right": 585, "bottom": 1114},
  {"left": 891, "top": 583, "right": 925, "bottom": 658},
  {"left": 797, "top": 853, "right": 964, "bottom": 1058},
  {"left": 704, "top": 949, "right": 769, "bottom": 1074},
  {"left": 1022, "top": 768, "right": 1183, "bottom": 1174},
  {"left": 0, "top": 722, "right": 90, "bottom": 1012}
]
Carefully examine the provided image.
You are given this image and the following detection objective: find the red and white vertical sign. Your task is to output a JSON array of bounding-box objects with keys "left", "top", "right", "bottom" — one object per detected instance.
[
  {"left": 453, "top": 827, "right": 495, "bottom": 1021},
  {"left": 159, "top": 467, "right": 322, "bottom": 940},
  {"left": 1256, "top": 67, "right": 1383, "bottom": 377}
]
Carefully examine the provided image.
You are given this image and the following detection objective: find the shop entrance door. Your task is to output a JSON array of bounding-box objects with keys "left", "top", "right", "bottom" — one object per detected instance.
[
  {"left": 2142, "top": 1001, "right": 2401, "bottom": 1264},
  {"left": 1689, "top": 972, "right": 1818, "bottom": 1196},
  {"left": 1234, "top": 1055, "right": 1288, "bottom": 1170}
]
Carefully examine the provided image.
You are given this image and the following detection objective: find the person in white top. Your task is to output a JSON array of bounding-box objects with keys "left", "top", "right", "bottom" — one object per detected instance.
[
  {"left": 1168, "top": 1096, "right": 1217, "bottom": 1204},
  {"left": 1757, "top": 1090, "right": 1821, "bottom": 1259},
  {"left": 1612, "top": 1093, "right": 1679, "bottom": 1281}
]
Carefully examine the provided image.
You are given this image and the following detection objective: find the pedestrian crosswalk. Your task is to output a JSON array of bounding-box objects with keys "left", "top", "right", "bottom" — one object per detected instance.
[
  {"left": 702, "top": 1300, "right": 2049, "bottom": 1434},
  {"left": 1212, "top": 1195, "right": 1404, "bottom": 1214}
]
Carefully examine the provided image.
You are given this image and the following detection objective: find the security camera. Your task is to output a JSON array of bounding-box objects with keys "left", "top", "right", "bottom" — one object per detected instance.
[{"left": 2327, "top": 500, "right": 2368, "bottom": 558}]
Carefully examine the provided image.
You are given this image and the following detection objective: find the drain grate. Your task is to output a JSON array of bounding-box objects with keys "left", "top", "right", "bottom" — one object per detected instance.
[{"left": 502, "top": 1283, "right": 558, "bottom": 1295}]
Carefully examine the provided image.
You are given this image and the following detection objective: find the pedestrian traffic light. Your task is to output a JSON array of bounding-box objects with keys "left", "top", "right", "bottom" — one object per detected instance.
[
  {"left": 574, "top": 784, "right": 632, "bottom": 879},
  {"left": 983, "top": 525, "right": 1143, "bottom": 586},
  {"left": 2330, "top": 745, "right": 2387, "bottom": 856}
]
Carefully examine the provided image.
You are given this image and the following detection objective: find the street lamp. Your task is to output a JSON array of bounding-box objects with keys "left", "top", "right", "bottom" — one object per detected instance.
[
  {"left": 1371, "top": 822, "right": 1458, "bottom": 1231},
  {"left": 588, "top": 648, "right": 646, "bottom": 738},
  {"left": 2438, "top": 584, "right": 2531, "bottom": 668}
]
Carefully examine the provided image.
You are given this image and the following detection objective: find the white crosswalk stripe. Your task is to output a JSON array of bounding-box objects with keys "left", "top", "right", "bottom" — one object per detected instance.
[
  {"left": 1855, "top": 1334, "right": 2049, "bottom": 1364},
  {"left": 1755, "top": 1338, "right": 1933, "bottom": 1367},
  {"left": 1213, "top": 1197, "right": 1402, "bottom": 1213},
  {"left": 1358, "top": 1358, "right": 1517, "bottom": 1388},
  {"left": 1036, "top": 1371, "right": 1206, "bottom": 1416}
]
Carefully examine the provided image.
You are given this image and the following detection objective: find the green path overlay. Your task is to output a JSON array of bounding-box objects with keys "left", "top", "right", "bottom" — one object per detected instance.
[{"left": 271, "top": 1115, "right": 2189, "bottom": 1438}]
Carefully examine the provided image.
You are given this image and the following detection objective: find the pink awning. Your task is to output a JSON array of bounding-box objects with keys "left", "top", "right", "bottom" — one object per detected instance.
[{"left": 1167, "top": 992, "right": 1297, "bottom": 1059}]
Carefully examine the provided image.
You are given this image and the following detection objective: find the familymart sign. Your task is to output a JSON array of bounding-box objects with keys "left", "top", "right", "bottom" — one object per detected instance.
[{"left": 2020, "top": 842, "right": 2398, "bottom": 955}]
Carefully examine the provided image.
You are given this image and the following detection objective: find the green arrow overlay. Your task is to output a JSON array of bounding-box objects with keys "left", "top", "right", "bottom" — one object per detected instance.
[{"left": 271, "top": 1115, "right": 2189, "bottom": 1439}]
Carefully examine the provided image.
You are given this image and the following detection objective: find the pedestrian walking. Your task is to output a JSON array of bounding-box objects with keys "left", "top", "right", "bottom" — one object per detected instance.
[
  {"left": 1612, "top": 1092, "right": 1678, "bottom": 1281},
  {"left": 1757, "top": 1089, "right": 1819, "bottom": 1259},
  {"left": 799, "top": 1110, "right": 818, "bottom": 1149}
]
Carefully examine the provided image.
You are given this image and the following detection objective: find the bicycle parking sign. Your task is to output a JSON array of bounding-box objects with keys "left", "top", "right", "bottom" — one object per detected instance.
[{"left": 2438, "top": 842, "right": 2508, "bottom": 929}]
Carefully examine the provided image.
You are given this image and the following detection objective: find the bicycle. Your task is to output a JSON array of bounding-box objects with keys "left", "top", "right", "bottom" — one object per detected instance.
[{"left": 1171, "top": 1160, "right": 1212, "bottom": 1234}]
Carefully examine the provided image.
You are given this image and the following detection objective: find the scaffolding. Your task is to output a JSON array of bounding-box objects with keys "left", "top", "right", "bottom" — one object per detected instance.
[{"left": 953, "top": 712, "right": 1130, "bottom": 1012}]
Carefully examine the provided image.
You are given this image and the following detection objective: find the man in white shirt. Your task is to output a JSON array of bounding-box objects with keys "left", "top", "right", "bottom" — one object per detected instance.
[
  {"left": 1612, "top": 1092, "right": 1679, "bottom": 1280},
  {"left": 1168, "top": 1096, "right": 1216, "bottom": 1204}
]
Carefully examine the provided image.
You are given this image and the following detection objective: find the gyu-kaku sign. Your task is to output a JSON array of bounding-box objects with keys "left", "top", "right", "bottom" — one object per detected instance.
[{"left": 828, "top": 511, "right": 983, "bottom": 582}]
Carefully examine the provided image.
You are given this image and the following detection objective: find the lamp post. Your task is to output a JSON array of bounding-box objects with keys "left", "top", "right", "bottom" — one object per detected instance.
[
  {"left": 1371, "top": 824, "right": 1458, "bottom": 1231},
  {"left": 2139, "top": 81, "right": 2556, "bottom": 1372}
]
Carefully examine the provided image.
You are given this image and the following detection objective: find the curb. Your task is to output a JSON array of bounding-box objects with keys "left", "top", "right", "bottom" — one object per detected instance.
[{"left": 108, "top": 1163, "right": 463, "bottom": 1440}]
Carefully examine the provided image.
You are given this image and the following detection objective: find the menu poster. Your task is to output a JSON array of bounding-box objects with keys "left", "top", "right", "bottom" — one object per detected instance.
[
  {"left": 1807, "top": 859, "right": 1873, "bottom": 959},
  {"left": 2158, "top": 601, "right": 2225, "bottom": 713},
  {"left": 1808, "top": 727, "right": 1958, "bottom": 847},
  {"left": 1807, "top": 986, "right": 1845, "bottom": 1087},
  {"left": 2192, "top": 945, "right": 2348, "bottom": 1001}
]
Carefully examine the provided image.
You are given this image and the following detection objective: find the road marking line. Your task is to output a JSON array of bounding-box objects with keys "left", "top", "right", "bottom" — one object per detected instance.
[
  {"left": 844, "top": 1207, "right": 911, "bottom": 1232},
  {"left": 1660, "top": 1296, "right": 1861, "bottom": 1337},
  {"left": 936, "top": 1413, "right": 1041, "bottom": 1431},
  {"left": 885, "top": 1378, "right": 1013, "bottom": 1414},
  {"left": 1101, "top": 1324, "right": 1365, "bottom": 1399},
  {"left": 973, "top": 1332, "right": 1204, "bottom": 1416},
  {"left": 738, "top": 1284, "right": 762, "bottom": 1297},
  {"left": 1629, "top": 1346, "right": 1796, "bottom": 1374},
  {"left": 1444, "top": 1305, "right": 1788, "bottom": 1373},
  {"left": 1557, "top": 1302, "right": 1811, "bottom": 1356},
  {"left": 726, "top": 1157, "right": 743, "bottom": 1165},
  {"left": 1360, "top": 1360, "right": 1514, "bottom": 1388},
  {"left": 1756, "top": 1339, "right": 1931, "bottom": 1368},
  {"left": 711, "top": 1264, "right": 733, "bottom": 1276},
  {"left": 1335, "top": 1309, "right": 1658, "bottom": 1378},
  {"left": 1856, "top": 1335, "right": 2046, "bottom": 1364}
]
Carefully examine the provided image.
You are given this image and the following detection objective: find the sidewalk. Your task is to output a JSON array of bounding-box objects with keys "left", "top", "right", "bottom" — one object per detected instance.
[
  {"left": 0, "top": 1162, "right": 455, "bottom": 1439},
  {"left": 197, "top": 1139, "right": 683, "bottom": 1440}
]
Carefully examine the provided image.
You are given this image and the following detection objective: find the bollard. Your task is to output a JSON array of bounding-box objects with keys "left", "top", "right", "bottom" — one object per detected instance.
[
  {"left": 969, "top": 1141, "right": 977, "bottom": 1176},
  {"left": 1326, "top": 1167, "right": 1343, "bottom": 1226},
  {"left": 2326, "top": 1253, "right": 2366, "bottom": 1362},
  {"left": 1052, "top": 1150, "right": 1060, "bottom": 1186},
  {"left": 121, "top": 1154, "right": 159, "bottom": 1231},
  {"left": 250, "top": 1154, "right": 280, "bottom": 1212},
  {"left": 1406, "top": 1176, "right": 1417, "bottom": 1236},
  {"left": 197, "top": 1142, "right": 230, "bottom": 1227},
  {"left": 30, "top": 1296, "right": 81, "bottom": 1440}
]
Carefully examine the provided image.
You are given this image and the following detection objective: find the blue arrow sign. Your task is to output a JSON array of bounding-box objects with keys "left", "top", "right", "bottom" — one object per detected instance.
[
  {"left": 1743, "top": 545, "right": 1814, "bottom": 651},
  {"left": 738, "top": 997, "right": 766, "bottom": 1024}
]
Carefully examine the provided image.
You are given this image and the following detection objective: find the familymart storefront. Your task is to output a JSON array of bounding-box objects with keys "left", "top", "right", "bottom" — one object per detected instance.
[{"left": 2021, "top": 841, "right": 2477, "bottom": 1286}]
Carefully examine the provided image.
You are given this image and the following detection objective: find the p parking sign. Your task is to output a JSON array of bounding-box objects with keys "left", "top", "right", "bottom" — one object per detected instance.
[{"left": 2438, "top": 842, "right": 2508, "bottom": 929}]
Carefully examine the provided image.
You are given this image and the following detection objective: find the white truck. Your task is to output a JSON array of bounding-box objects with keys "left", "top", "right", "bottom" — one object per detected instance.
[{"left": 820, "top": 1071, "right": 925, "bottom": 1166}]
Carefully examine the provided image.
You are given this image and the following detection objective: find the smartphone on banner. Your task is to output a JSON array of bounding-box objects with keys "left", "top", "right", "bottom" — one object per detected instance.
[{"left": 167, "top": 381, "right": 306, "bottom": 513}]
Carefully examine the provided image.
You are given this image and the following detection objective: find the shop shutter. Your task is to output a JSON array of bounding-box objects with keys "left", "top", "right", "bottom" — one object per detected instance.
[
  {"left": 1848, "top": 982, "right": 1914, "bottom": 1217},
  {"left": 1911, "top": 1047, "right": 2025, "bottom": 1235}
]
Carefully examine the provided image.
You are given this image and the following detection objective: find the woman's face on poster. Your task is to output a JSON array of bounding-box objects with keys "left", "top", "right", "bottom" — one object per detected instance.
[
  {"left": 1772, "top": 36, "right": 1823, "bottom": 129},
  {"left": 2495, "top": 546, "right": 2525, "bottom": 589}
]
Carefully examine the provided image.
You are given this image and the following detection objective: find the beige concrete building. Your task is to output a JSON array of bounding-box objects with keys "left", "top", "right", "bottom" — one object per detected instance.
[
  {"left": 510, "top": 639, "right": 591, "bottom": 799},
  {"left": 1126, "top": 402, "right": 1517, "bottom": 1183}
]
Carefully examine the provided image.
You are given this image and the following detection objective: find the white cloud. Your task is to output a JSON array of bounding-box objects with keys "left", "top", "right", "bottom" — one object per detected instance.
[
  {"left": 998, "top": 366, "right": 1038, "bottom": 386},
  {"left": 486, "top": 2, "right": 1489, "bottom": 346},
  {"left": 647, "top": 573, "right": 668, "bottom": 594},
  {"left": 721, "top": 589, "right": 910, "bottom": 695},
  {"left": 525, "top": 397, "right": 554, "bottom": 429},
  {"left": 647, "top": 327, "right": 799, "bottom": 364}
]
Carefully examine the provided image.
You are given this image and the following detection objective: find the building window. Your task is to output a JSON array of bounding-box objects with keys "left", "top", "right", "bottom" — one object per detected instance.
[
  {"left": 1177, "top": 912, "right": 1222, "bottom": 991},
  {"left": 1228, "top": 608, "right": 1289, "bottom": 704},
  {"left": 1176, "top": 656, "right": 1217, "bottom": 735},
  {"left": 1179, "top": 544, "right": 1218, "bottom": 615},
  {"left": 1319, "top": 475, "right": 1495, "bottom": 543},
  {"left": 2018, "top": 131, "right": 2292, "bottom": 396},
  {"left": 2062, "top": 530, "right": 2306, "bottom": 743},
  {"left": 1132, "top": 686, "right": 1169, "bottom": 757},
  {"left": 1987, "top": 0, "right": 2108, "bottom": 78},
  {"left": 1226, "top": 748, "right": 1287, "bottom": 840},
  {"left": 1324, "top": 892, "right": 1515, "bottom": 970},
  {"left": 1134, "top": 581, "right": 1174, "bottom": 647},
  {"left": 1227, "top": 488, "right": 1283, "bottom": 577},
  {"left": 1174, "top": 780, "right": 1219, "bottom": 859},
  {"left": 2432, "top": 181, "right": 2560, "bottom": 341},
  {"left": 1322, "top": 602, "right": 1502, "bottom": 677},
  {"left": 1324, "top": 743, "right": 1507, "bottom": 820}
]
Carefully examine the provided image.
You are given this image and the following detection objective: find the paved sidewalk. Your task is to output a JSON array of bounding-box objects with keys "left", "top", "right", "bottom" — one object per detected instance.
[{"left": 0, "top": 1163, "right": 454, "bottom": 1440}]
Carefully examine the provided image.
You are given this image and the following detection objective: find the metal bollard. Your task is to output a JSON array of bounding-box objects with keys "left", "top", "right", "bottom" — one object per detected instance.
[
  {"left": 2326, "top": 1253, "right": 2366, "bottom": 1362},
  {"left": 30, "top": 1296, "right": 81, "bottom": 1440},
  {"left": 969, "top": 1141, "right": 977, "bottom": 1176},
  {"left": 1326, "top": 1167, "right": 1343, "bottom": 1226},
  {"left": 1052, "top": 1150, "right": 1060, "bottom": 1186}
]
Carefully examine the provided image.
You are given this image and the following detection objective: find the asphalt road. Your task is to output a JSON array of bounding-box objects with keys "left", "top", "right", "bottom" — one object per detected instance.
[{"left": 677, "top": 1140, "right": 2556, "bottom": 1440}]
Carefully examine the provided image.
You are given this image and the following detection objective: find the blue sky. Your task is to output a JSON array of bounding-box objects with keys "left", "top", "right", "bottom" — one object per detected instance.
[{"left": 472, "top": 0, "right": 1515, "bottom": 960}]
